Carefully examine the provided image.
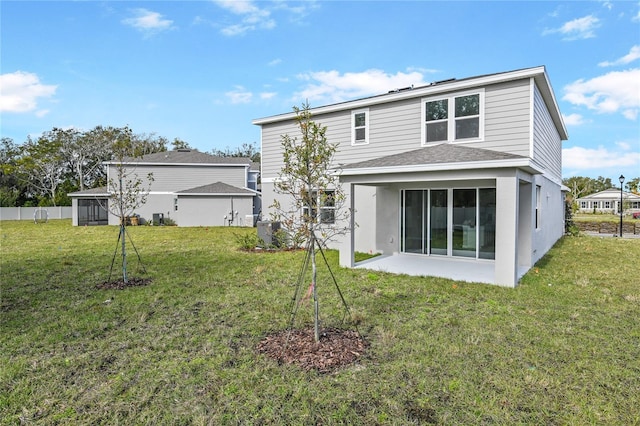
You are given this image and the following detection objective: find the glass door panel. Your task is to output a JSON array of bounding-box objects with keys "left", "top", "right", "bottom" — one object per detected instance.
[
  {"left": 452, "top": 189, "right": 476, "bottom": 258},
  {"left": 429, "top": 190, "right": 448, "bottom": 255},
  {"left": 479, "top": 188, "right": 496, "bottom": 259},
  {"left": 402, "top": 190, "right": 424, "bottom": 254}
]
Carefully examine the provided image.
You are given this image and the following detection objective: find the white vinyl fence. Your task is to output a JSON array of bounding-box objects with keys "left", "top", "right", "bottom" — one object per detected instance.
[{"left": 0, "top": 207, "right": 72, "bottom": 221}]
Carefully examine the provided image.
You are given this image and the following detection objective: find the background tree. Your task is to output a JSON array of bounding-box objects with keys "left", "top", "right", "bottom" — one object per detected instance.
[
  {"left": 0, "top": 138, "right": 29, "bottom": 206},
  {"left": 16, "top": 133, "right": 67, "bottom": 206},
  {"left": 210, "top": 141, "right": 260, "bottom": 163},
  {"left": 625, "top": 177, "right": 639, "bottom": 194},
  {"left": 270, "top": 103, "right": 350, "bottom": 342}
]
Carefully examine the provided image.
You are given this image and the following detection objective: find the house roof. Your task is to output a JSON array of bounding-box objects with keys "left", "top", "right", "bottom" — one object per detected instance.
[
  {"left": 106, "top": 149, "right": 252, "bottom": 166},
  {"left": 253, "top": 66, "right": 568, "bottom": 141},
  {"left": 176, "top": 181, "right": 256, "bottom": 196},
  {"left": 577, "top": 188, "right": 640, "bottom": 201},
  {"left": 339, "top": 143, "right": 541, "bottom": 176},
  {"left": 68, "top": 186, "right": 109, "bottom": 197}
]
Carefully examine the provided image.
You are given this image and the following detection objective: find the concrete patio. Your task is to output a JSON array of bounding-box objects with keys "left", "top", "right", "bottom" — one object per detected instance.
[{"left": 354, "top": 253, "right": 528, "bottom": 286}]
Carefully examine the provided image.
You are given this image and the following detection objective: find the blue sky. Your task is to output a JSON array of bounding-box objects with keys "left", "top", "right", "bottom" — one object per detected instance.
[{"left": 1, "top": 0, "right": 639, "bottom": 181}]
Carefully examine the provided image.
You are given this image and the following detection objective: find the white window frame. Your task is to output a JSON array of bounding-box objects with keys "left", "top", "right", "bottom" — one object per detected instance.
[
  {"left": 421, "top": 89, "right": 485, "bottom": 145},
  {"left": 351, "top": 108, "right": 369, "bottom": 145},
  {"left": 302, "top": 189, "right": 336, "bottom": 224}
]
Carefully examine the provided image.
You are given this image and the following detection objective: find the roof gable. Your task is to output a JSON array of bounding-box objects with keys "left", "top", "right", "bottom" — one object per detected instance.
[{"left": 176, "top": 181, "right": 255, "bottom": 195}]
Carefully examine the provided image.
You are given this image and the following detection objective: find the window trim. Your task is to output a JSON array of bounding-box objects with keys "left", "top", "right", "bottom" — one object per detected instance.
[
  {"left": 421, "top": 89, "right": 485, "bottom": 146},
  {"left": 351, "top": 108, "right": 369, "bottom": 145},
  {"left": 302, "top": 189, "right": 336, "bottom": 224}
]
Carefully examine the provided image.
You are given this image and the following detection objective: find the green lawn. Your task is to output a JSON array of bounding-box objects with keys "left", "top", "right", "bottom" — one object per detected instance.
[{"left": 2, "top": 220, "right": 639, "bottom": 425}]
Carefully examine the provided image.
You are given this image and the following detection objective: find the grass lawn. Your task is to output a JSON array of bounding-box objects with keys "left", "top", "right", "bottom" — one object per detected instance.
[{"left": 2, "top": 220, "right": 639, "bottom": 424}]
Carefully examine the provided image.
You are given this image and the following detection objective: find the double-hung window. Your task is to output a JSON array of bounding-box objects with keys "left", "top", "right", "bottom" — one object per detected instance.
[
  {"left": 423, "top": 91, "right": 483, "bottom": 144},
  {"left": 351, "top": 109, "right": 369, "bottom": 145},
  {"left": 302, "top": 189, "right": 336, "bottom": 224}
]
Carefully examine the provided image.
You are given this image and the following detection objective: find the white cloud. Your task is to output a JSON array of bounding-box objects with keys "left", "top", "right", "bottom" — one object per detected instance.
[
  {"left": 225, "top": 86, "right": 252, "bottom": 104},
  {"left": 268, "top": 58, "right": 282, "bottom": 67},
  {"left": 562, "top": 113, "right": 586, "bottom": 126},
  {"left": 599, "top": 45, "right": 640, "bottom": 67},
  {"left": 543, "top": 15, "right": 600, "bottom": 40},
  {"left": 122, "top": 8, "right": 174, "bottom": 36},
  {"left": 260, "top": 92, "right": 277, "bottom": 100},
  {"left": 563, "top": 145, "right": 640, "bottom": 170},
  {"left": 633, "top": 10, "right": 640, "bottom": 22},
  {"left": 293, "top": 69, "right": 429, "bottom": 104},
  {"left": 214, "top": 0, "right": 275, "bottom": 36},
  {"left": 563, "top": 68, "right": 640, "bottom": 120},
  {"left": 0, "top": 71, "right": 57, "bottom": 114}
]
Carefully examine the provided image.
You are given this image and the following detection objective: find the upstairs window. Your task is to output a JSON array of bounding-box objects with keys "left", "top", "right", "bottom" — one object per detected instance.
[
  {"left": 423, "top": 91, "right": 483, "bottom": 144},
  {"left": 351, "top": 109, "right": 369, "bottom": 145}
]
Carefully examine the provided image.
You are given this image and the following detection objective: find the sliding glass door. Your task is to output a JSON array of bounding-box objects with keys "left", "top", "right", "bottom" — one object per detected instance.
[{"left": 401, "top": 187, "right": 495, "bottom": 260}]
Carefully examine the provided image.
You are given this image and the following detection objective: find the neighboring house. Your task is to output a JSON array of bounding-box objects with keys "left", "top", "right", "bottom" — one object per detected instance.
[
  {"left": 253, "top": 66, "right": 568, "bottom": 287},
  {"left": 576, "top": 188, "right": 640, "bottom": 215},
  {"left": 69, "top": 149, "right": 261, "bottom": 227}
]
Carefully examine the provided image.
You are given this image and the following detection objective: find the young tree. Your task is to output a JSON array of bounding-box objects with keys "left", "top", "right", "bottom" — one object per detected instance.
[
  {"left": 270, "top": 103, "right": 349, "bottom": 341},
  {"left": 105, "top": 126, "right": 154, "bottom": 283}
]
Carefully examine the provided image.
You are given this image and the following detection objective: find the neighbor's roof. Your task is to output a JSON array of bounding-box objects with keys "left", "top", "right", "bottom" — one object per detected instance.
[
  {"left": 68, "top": 186, "right": 109, "bottom": 197},
  {"left": 339, "top": 143, "right": 542, "bottom": 176},
  {"left": 176, "top": 181, "right": 256, "bottom": 196},
  {"left": 577, "top": 188, "right": 640, "bottom": 201},
  {"left": 106, "top": 149, "right": 252, "bottom": 166},
  {"left": 253, "top": 65, "right": 567, "bottom": 141}
]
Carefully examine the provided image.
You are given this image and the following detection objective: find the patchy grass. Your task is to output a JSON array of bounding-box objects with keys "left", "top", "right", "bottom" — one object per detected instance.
[{"left": 2, "top": 220, "right": 639, "bottom": 424}]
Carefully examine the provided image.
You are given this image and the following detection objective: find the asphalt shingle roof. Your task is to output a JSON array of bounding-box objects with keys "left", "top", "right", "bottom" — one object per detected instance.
[
  {"left": 341, "top": 143, "right": 526, "bottom": 170},
  {"left": 129, "top": 150, "right": 252, "bottom": 165},
  {"left": 176, "top": 181, "right": 255, "bottom": 195}
]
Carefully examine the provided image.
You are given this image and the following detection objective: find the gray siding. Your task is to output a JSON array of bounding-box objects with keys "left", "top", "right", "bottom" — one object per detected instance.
[
  {"left": 533, "top": 84, "right": 563, "bottom": 180},
  {"left": 261, "top": 80, "right": 537, "bottom": 179},
  {"left": 110, "top": 164, "right": 248, "bottom": 192},
  {"left": 480, "top": 79, "right": 531, "bottom": 156}
]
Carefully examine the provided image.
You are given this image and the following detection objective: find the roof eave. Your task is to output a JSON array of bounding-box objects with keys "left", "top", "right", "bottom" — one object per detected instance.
[{"left": 338, "top": 158, "right": 544, "bottom": 177}]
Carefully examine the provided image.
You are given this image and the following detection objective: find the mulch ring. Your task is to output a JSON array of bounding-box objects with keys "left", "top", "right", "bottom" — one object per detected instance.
[
  {"left": 96, "top": 277, "right": 152, "bottom": 290},
  {"left": 257, "top": 326, "right": 368, "bottom": 373}
]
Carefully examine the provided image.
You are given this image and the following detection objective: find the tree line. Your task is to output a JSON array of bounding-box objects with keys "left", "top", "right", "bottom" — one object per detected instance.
[{"left": 0, "top": 126, "right": 259, "bottom": 207}]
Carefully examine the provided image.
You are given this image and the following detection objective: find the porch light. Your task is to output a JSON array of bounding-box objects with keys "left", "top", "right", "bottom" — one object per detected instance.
[{"left": 619, "top": 175, "right": 625, "bottom": 237}]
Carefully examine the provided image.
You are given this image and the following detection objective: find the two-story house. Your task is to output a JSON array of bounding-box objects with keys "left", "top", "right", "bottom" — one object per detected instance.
[
  {"left": 253, "top": 66, "right": 568, "bottom": 287},
  {"left": 69, "top": 149, "right": 261, "bottom": 227}
]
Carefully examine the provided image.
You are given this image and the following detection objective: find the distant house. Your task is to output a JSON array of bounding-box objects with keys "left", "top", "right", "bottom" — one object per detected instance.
[
  {"left": 253, "top": 66, "right": 568, "bottom": 287},
  {"left": 69, "top": 149, "right": 261, "bottom": 227},
  {"left": 576, "top": 188, "right": 640, "bottom": 215}
]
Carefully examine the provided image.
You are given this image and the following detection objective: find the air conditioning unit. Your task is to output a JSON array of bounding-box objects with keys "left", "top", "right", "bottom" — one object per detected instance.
[{"left": 257, "top": 221, "right": 281, "bottom": 247}]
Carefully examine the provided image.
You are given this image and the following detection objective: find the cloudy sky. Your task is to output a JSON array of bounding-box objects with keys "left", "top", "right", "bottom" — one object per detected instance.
[{"left": 1, "top": 1, "right": 638, "bottom": 180}]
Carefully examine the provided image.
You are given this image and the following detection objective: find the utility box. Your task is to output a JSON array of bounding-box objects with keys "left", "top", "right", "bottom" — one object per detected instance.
[
  {"left": 152, "top": 213, "right": 164, "bottom": 226},
  {"left": 257, "top": 221, "right": 281, "bottom": 247}
]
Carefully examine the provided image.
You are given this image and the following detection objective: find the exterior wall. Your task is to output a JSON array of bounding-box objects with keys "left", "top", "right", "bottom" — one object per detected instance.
[
  {"left": 532, "top": 83, "right": 563, "bottom": 180},
  {"left": 177, "top": 196, "right": 254, "bottom": 227},
  {"left": 108, "top": 164, "right": 248, "bottom": 192},
  {"left": 481, "top": 79, "right": 531, "bottom": 156},
  {"left": 531, "top": 174, "right": 565, "bottom": 265},
  {"left": 108, "top": 193, "right": 175, "bottom": 225},
  {"left": 260, "top": 79, "right": 535, "bottom": 183}
]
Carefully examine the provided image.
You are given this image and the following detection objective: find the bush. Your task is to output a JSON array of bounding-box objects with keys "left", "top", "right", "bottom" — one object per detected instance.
[{"left": 234, "top": 231, "right": 262, "bottom": 250}]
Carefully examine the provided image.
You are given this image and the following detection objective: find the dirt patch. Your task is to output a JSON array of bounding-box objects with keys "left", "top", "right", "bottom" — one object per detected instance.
[
  {"left": 257, "top": 326, "right": 368, "bottom": 373},
  {"left": 96, "top": 277, "right": 152, "bottom": 290}
]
